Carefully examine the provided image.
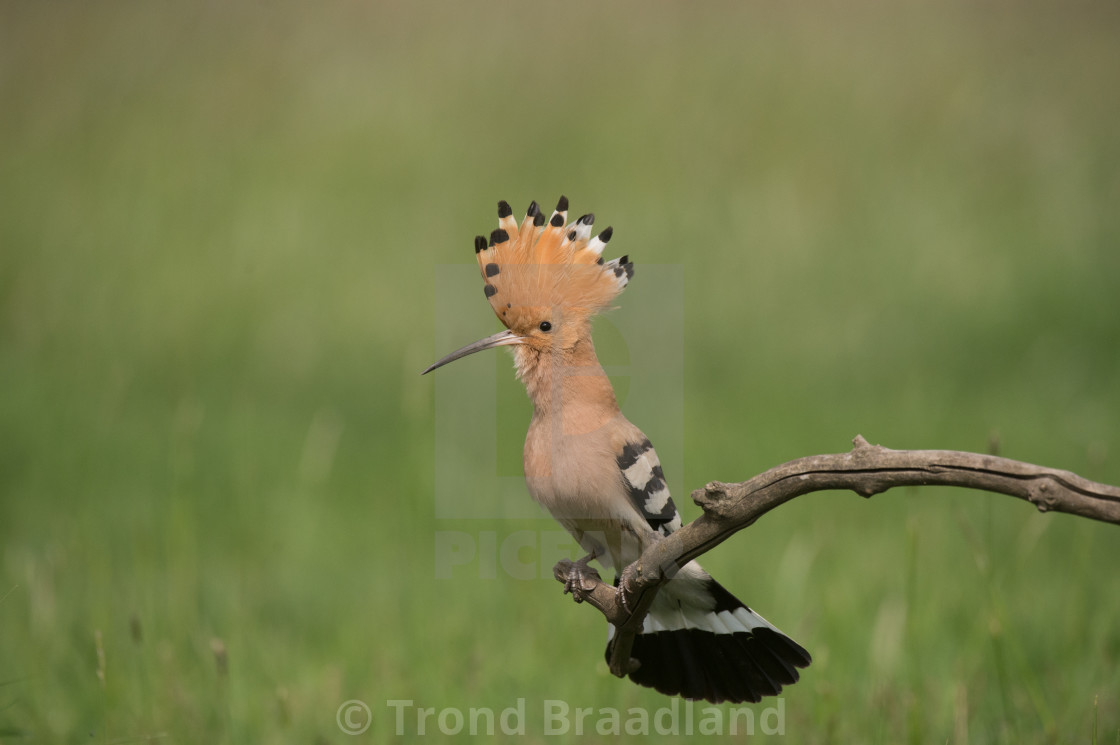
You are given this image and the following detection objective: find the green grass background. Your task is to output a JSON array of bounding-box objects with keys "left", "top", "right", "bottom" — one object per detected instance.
[{"left": 2, "top": 1, "right": 1118, "bottom": 743}]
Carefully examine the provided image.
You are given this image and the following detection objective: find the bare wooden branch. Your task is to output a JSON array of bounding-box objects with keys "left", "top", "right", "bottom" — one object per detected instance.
[{"left": 554, "top": 435, "right": 1120, "bottom": 678}]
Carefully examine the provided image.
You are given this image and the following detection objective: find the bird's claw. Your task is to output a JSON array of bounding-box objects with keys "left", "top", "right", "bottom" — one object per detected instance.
[
  {"left": 562, "top": 559, "right": 600, "bottom": 603},
  {"left": 616, "top": 572, "right": 633, "bottom": 614}
]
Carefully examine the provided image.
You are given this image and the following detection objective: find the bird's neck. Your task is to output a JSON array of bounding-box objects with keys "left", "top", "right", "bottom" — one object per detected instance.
[{"left": 514, "top": 332, "right": 619, "bottom": 433}]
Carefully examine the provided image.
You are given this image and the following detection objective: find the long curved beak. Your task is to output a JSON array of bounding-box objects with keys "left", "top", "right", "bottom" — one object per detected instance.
[{"left": 421, "top": 329, "right": 523, "bottom": 375}]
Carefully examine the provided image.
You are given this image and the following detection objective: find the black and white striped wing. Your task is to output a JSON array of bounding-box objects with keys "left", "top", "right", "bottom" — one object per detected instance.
[{"left": 616, "top": 437, "right": 682, "bottom": 537}]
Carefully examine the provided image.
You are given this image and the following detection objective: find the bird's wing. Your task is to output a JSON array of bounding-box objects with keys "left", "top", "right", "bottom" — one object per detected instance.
[{"left": 616, "top": 436, "right": 683, "bottom": 537}]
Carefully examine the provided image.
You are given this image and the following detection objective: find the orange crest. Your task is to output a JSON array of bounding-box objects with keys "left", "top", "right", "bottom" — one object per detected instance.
[{"left": 474, "top": 197, "right": 633, "bottom": 332}]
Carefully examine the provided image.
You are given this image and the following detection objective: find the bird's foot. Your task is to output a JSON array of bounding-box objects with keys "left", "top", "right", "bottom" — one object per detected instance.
[
  {"left": 563, "top": 556, "right": 601, "bottom": 603},
  {"left": 616, "top": 565, "right": 638, "bottom": 615}
]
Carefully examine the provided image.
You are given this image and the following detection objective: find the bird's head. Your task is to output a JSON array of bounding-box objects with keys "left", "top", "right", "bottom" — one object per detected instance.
[{"left": 423, "top": 197, "right": 633, "bottom": 374}]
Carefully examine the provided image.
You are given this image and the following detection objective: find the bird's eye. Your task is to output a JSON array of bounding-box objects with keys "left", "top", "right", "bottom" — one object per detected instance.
[{"left": 539, "top": 321, "right": 552, "bottom": 332}]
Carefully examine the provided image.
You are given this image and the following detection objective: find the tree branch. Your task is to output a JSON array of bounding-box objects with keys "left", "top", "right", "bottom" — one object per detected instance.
[{"left": 553, "top": 435, "right": 1120, "bottom": 678}]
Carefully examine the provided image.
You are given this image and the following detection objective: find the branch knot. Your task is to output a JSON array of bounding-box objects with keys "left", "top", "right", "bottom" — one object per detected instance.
[{"left": 692, "top": 481, "right": 736, "bottom": 517}]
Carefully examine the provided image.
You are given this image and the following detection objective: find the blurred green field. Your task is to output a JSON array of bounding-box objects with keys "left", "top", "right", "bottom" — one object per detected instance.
[{"left": 2, "top": 1, "right": 1119, "bottom": 743}]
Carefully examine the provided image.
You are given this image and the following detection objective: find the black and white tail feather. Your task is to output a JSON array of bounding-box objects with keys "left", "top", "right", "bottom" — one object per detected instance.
[{"left": 607, "top": 438, "right": 812, "bottom": 704}]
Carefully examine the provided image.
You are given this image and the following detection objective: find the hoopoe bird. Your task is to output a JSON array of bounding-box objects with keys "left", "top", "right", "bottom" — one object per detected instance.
[{"left": 423, "top": 197, "right": 811, "bottom": 703}]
